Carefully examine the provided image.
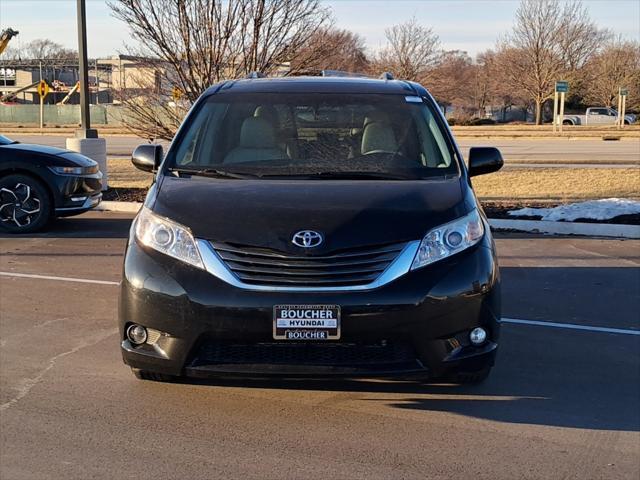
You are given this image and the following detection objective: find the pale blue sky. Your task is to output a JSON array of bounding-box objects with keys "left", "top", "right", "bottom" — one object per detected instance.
[{"left": 1, "top": 0, "right": 638, "bottom": 58}]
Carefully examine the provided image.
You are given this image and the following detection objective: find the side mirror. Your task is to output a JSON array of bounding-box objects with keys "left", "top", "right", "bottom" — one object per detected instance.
[
  {"left": 131, "top": 144, "right": 163, "bottom": 173},
  {"left": 468, "top": 147, "right": 503, "bottom": 177}
]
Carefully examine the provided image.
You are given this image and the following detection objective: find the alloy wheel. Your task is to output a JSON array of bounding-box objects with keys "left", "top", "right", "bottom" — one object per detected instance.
[{"left": 0, "top": 183, "right": 42, "bottom": 228}]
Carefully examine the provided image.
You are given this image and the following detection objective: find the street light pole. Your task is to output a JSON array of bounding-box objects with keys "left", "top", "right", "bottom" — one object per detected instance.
[
  {"left": 76, "top": 0, "right": 96, "bottom": 138},
  {"left": 67, "top": 0, "right": 107, "bottom": 190}
]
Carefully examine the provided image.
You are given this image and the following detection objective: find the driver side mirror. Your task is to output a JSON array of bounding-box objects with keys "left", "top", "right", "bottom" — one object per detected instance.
[
  {"left": 132, "top": 144, "right": 163, "bottom": 173},
  {"left": 468, "top": 147, "right": 504, "bottom": 177}
]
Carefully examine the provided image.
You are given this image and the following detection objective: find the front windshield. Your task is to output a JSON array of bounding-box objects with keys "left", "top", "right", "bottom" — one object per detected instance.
[{"left": 166, "top": 92, "right": 458, "bottom": 179}]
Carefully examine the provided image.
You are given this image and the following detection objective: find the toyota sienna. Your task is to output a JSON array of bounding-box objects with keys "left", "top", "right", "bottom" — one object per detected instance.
[{"left": 119, "top": 74, "right": 504, "bottom": 383}]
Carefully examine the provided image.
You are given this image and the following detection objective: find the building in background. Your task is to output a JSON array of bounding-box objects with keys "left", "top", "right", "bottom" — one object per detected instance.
[{"left": 0, "top": 54, "right": 167, "bottom": 105}]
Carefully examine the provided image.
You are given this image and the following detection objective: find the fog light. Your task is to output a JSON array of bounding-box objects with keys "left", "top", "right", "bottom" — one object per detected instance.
[
  {"left": 469, "top": 327, "right": 487, "bottom": 345},
  {"left": 127, "top": 324, "right": 148, "bottom": 345}
]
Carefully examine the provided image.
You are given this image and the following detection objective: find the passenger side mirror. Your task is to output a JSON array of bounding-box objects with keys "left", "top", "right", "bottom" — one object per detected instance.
[
  {"left": 132, "top": 144, "right": 163, "bottom": 173},
  {"left": 468, "top": 147, "right": 503, "bottom": 177}
]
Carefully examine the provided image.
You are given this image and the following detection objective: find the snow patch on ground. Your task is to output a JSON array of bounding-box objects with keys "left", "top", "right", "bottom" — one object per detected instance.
[{"left": 508, "top": 198, "right": 640, "bottom": 222}]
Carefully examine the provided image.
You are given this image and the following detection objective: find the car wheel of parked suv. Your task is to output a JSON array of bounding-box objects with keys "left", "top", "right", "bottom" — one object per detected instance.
[{"left": 0, "top": 174, "right": 52, "bottom": 233}]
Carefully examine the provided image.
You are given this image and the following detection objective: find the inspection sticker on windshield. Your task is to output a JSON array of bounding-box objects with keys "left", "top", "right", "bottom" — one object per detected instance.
[
  {"left": 405, "top": 96, "right": 423, "bottom": 103},
  {"left": 273, "top": 305, "right": 341, "bottom": 340}
]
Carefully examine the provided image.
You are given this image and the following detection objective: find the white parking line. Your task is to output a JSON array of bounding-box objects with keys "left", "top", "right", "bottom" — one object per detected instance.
[
  {"left": 0, "top": 271, "right": 119, "bottom": 286},
  {"left": 1, "top": 271, "right": 638, "bottom": 336},
  {"left": 502, "top": 317, "right": 640, "bottom": 336}
]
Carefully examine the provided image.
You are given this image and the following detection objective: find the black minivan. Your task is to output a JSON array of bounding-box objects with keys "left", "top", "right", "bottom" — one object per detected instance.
[{"left": 119, "top": 75, "right": 503, "bottom": 383}]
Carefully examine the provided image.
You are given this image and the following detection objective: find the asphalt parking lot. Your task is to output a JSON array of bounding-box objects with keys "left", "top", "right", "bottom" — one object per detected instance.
[{"left": 1, "top": 212, "right": 639, "bottom": 479}]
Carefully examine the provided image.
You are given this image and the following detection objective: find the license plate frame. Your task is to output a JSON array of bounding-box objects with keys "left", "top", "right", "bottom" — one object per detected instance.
[{"left": 273, "top": 305, "right": 341, "bottom": 341}]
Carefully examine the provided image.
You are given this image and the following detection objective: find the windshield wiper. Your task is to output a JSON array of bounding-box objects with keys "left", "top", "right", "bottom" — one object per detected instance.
[
  {"left": 302, "top": 171, "right": 418, "bottom": 180},
  {"left": 169, "top": 168, "right": 422, "bottom": 181},
  {"left": 169, "top": 167, "right": 257, "bottom": 179}
]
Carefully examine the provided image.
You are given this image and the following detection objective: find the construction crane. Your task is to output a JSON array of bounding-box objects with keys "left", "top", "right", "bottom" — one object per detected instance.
[
  {"left": 0, "top": 80, "right": 39, "bottom": 103},
  {"left": 57, "top": 82, "right": 80, "bottom": 105},
  {"left": 0, "top": 28, "right": 19, "bottom": 55}
]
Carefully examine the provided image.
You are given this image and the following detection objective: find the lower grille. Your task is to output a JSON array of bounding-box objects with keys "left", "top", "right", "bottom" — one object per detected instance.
[
  {"left": 211, "top": 241, "right": 407, "bottom": 288},
  {"left": 187, "top": 341, "right": 423, "bottom": 375}
]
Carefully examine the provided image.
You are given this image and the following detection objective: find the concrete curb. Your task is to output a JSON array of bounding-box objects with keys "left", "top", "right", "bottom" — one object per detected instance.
[
  {"left": 489, "top": 218, "right": 640, "bottom": 239},
  {"left": 94, "top": 201, "right": 142, "bottom": 213},
  {"left": 93, "top": 201, "right": 640, "bottom": 239}
]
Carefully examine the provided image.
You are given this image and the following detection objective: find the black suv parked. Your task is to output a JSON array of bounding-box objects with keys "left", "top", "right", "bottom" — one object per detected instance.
[{"left": 119, "top": 75, "right": 503, "bottom": 383}]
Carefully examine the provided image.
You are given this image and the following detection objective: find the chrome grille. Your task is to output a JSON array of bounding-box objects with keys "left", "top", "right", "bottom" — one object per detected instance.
[{"left": 211, "top": 241, "right": 407, "bottom": 288}]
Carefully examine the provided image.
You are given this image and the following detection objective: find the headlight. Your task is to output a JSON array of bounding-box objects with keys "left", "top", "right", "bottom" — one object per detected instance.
[
  {"left": 411, "top": 209, "right": 484, "bottom": 270},
  {"left": 134, "top": 207, "right": 204, "bottom": 269},
  {"left": 50, "top": 165, "right": 99, "bottom": 175}
]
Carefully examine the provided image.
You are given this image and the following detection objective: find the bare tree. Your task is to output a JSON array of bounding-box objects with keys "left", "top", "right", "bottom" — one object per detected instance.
[
  {"left": 429, "top": 49, "right": 531, "bottom": 122},
  {"left": 427, "top": 50, "right": 474, "bottom": 116},
  {"left": 480, "top": 49, "right": 533, "bottom": 122},
  {"left": 582, "top": 38, "right": 640, "bottom": 109},
  {"left": 499, "top": 0, "right": 605, "bottom": 124},
  {"left": 1, "top": 45, "right": 20, "bottom": 60},
  {"left": 3, "top": 39, "right": 77, "bottom": 64},
  {"left": 291, "top": 27, "right": 369, "bottom": 73},
  {"left": 25, "top": 39, "right": 77, "bottom": 62},
  {"left": 108, "top": 0, "right": 331, "bottom": 139},
  {"left": 558, "top": 2, "right": 609, "bottom": 72},
  {"left": 373, "top": 17, "right": 441, "bottom": 81},
  {"left": 470, "top": 52, "right": 495, "bottom": 118}
]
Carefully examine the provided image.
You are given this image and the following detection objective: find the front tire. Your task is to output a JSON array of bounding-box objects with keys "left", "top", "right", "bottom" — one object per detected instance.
[
  {"left": 0, "top": 174, "right": 52, "bottom": 233},
  {"left": 562, "top": 120, "right": 573, "bottom": 125}
]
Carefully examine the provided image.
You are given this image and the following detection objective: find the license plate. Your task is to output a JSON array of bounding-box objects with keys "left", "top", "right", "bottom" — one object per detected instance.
[{"left": 273, "top": 305, "right": 341, "bottom": 341}]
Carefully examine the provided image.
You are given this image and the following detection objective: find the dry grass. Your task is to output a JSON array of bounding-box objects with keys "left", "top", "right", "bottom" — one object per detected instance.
[
  {"left": 107, "top": 157, "right": 640, "bottom": 202},
  {"left": 473, "top": 167, "right": 640, "bottom": 202},
  {"left": 108, "top": 157, "right": 153, "bottom": 188}
]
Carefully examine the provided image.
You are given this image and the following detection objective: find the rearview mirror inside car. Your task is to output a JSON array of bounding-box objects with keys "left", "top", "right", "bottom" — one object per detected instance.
[
  {"left": 468, "top": 147, "right": 504, "bottom": 177},
  {"left": 131, "top": 144, "right": 163, "bottom": 173}
]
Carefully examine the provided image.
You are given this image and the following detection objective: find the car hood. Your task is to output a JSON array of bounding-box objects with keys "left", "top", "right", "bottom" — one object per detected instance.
[
  {"left": 152, "top": 176, "right": 469, "bottom": 254},
  {"left": 1, "top": 143, "right": 97, "bottom": 167},
  {"left": 2, "top": 143, "right": 72, "bottom": 156}
]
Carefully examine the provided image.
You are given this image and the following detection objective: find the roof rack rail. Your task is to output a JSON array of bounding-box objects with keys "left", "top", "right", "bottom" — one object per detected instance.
[
  {"left": 246, "top": 71, "right": 266, "bottom": 79},
  {"left": 379, "top": 72, "right": 394, "bottom": 80},
  {"left": 321, "top": 69, "right": 369, "bottom": 78},
  {"left": 321, "top": 69, "right": 349, "bottom": 77}
]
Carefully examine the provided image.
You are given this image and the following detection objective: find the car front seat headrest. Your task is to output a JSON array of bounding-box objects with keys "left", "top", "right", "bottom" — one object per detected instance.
[
  {"left": 240, "top": 116, "right": 277, "bottom": 149},
  {"left": 361, "top": 121, "right": 398, "bottom": 154}
]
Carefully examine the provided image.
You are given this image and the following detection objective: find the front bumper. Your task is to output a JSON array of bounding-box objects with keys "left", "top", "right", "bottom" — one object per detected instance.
[
  {"left": 55, "top": 192, "right": 102, "bottom": 216},
  {"left": 119, "top": 235, "right": 501, "bottom": 378},
  {"left": 51, "top": 171, "right": 102, "bottom": 216}
]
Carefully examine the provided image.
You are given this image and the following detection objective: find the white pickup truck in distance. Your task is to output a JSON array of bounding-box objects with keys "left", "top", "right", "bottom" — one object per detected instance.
[{"left": 560, "top": 107, "right": 636, "bottom": 126}]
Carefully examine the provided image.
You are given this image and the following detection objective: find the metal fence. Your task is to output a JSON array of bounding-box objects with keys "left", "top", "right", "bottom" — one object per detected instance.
[{"left": 0, "top": 104, "right": 126, "bottom": 125}]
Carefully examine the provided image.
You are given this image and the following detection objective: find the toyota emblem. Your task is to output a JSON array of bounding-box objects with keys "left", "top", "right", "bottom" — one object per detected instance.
[{"left": 292, "top": 230, "right": 323, "bottom": 248}]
